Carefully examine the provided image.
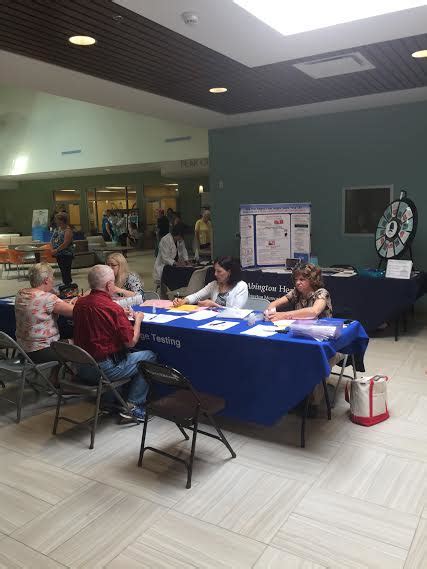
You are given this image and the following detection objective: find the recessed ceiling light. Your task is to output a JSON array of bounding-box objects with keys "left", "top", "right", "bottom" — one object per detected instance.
[
  {"left": 69, "top": 35, "right": 96, "bottom": 46},
  {"left": 412, "top": 49, "right": 427, "bottom": 58},
  {"left": 209, "top": 87, "right": 228, "bottom": 93},
  {"left": 104, "top": 168, "right": 111, "bottom": 171},
  {"left": 105, "top": 186, "right": 126, "bottom": 189},
  {"left": 61, "top": 189, "right": 76, "bottom": 192},
  {"left": 164, "top": 183, "right": 179, "bottom": 186},
  {"left": 234, "top": 1, "right": 425, "bottom": 36}
]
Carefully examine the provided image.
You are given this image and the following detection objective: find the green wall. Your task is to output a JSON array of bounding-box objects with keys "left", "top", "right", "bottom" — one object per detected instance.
[
  {"left": 0, "top": 171, "right": 208, "bottom": 236},
  {"left": 209, "top": 101, "right": 427, "bottom": 268}
]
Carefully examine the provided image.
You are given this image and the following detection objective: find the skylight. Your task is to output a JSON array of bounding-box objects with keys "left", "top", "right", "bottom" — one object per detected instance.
[{"left": 233, "top": 1, "right": 426, "bottom": 36}]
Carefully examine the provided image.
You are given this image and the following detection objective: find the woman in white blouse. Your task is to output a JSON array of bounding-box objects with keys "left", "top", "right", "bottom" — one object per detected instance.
[{"left": 173, "top": 256, "right": 248, "bottom": 309}]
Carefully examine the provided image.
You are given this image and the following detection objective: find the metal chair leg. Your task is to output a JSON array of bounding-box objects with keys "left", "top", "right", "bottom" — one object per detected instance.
[
  {"left": 322, "top": 379, "right": 332, "bottom": 420},
  {"left": 186, "top": 416, "right": 199, "bottom": 489},
  {"left": 90, "top": 384, "right": 103, "bottom": 450},
  {"left": 331, "top": 354, "right": 348, "bottom": 408},
  {"left": 205, "top": 413, "right": 236, "bottom": 458},
  {"left": 351, "top": 354, "right": 357, "bottom": 380},
  {"left": 176, "top": 423, "right": 189, "bottom": 440},
  {"left": 16, "top": 368, "right": 27, "bottom": 423},
  {"left": 300, "top": 395, "right": 310, "bottom": 448},
  {"left": 138, "top": 412, "right": 149, "bottom": 466},
  {"left": 52, "top": 385, "right": 63, "bottom": 434}
]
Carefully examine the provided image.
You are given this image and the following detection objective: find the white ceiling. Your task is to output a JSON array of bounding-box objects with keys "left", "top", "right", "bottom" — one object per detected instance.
[
  {"left": 114, "top": 0, "right": 427, "bottom": 66},
  {"left": 0, "top": 1, "right": 427, "bottom": 132}
]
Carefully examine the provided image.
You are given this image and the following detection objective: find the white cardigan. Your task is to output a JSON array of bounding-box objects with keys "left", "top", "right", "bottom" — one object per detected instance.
[{"left": 186, "top": 280, "right": 248, "bottom": 308}]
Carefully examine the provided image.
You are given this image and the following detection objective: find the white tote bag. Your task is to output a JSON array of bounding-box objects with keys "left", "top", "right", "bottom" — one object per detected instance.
[{"left": 345, "top": 375, "right": 389, "bottom": 426}]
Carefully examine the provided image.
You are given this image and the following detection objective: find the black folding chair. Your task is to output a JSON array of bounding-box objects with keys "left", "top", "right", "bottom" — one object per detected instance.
[
  {"left": 51, "top": 342, "right": 131, "bottom": 449},
  {"left": 0, "top": 332, "right": 58, "bottom": 422},
  {"left": 137, "top": 361, "right": 236, "bottom": 489}
]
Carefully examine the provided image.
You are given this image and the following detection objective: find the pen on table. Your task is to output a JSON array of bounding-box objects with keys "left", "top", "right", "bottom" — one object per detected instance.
[{"left": 210, "top": 321, "right": 225, "bottom": 327}]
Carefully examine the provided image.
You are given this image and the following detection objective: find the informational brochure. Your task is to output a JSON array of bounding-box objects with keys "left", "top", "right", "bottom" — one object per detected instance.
[
  {"left": 240, "top": 203, "right": 311, "bottom": 268},
  {"left": 150, "top": 314, "right": 182, "bottom": 324}
]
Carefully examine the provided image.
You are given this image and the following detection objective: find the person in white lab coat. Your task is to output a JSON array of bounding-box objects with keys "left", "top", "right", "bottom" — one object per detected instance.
[{"left": 153, "top": 223, "right": 189, "bottom": 287}]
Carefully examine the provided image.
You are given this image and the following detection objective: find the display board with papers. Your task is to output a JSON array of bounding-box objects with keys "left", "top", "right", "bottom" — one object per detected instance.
[{"left": 240, "top": 203, "right": 311, "bottom": 268}]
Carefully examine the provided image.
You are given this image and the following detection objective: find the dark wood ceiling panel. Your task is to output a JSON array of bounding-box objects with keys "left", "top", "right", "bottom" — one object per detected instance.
[{"left": 1, "top": 0, "right": 427, "bottom": 114}]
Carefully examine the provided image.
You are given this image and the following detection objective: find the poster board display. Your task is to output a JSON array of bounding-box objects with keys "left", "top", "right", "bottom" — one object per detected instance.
[
  {"left": 240, "top": 203, "right": 311, "bottom": 268},
  {"left": 32, "top": 209, "right": 49, "bottom": 242}
]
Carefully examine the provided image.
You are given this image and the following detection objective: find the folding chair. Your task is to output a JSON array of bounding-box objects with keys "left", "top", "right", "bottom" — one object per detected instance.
[
  {"left": 144, "top": 290, "right": 160, "bottom": 300},
  {"left": 51, "top": 342, "right": 131, "bottom": 449},
  {"left": 166, "top": 266, "right": 210, "bottom": 301},
  {"left": 0, "top": 332, "right": 58, "bottom": 422},
  {"left": 137, "top": 361, "right": 236, "bottom": 489},
  {"left": 329, "top": 353, "right": 357, "bottom": 407}
]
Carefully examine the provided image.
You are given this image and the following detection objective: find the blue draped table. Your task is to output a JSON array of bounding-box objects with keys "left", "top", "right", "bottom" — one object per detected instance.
[
  {"left": 161, "top": 266, "right": 427, "bottom": 333},
  {"left": 0, "top": 299, "right": 368, "bottom": 426},
  {"left": 134, "top": 307, "right": 369, "bottom": 426}
]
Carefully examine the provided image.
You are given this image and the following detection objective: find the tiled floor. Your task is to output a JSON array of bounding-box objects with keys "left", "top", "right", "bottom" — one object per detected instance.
[{"left": 0, "top": 253, "right": 426, "bottom": 568}]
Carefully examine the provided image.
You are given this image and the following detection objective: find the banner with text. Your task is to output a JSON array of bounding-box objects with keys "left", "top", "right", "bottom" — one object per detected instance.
[{"left": 239, "top": 203, "right": 311, "bottom": 268}]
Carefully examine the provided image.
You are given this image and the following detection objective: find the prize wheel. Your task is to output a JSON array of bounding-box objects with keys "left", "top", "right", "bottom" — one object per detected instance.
[{"left": 375, "top": 191, "right": 417, "bottom": 260}]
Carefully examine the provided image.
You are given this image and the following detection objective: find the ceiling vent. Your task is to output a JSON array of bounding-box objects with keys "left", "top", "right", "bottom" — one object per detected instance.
[{"left": 293, "top": 52, "right": 375, "bottom": 79}]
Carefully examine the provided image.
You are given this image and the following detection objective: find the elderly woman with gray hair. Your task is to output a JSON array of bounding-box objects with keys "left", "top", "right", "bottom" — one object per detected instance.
[{"left": 15, "top": 263, "right": 74, "bottom": 364}]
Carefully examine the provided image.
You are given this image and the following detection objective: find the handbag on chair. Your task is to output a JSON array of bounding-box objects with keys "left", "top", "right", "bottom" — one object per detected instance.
[{"left": 345, "top": 375, "right": 389, "bottom": 426}]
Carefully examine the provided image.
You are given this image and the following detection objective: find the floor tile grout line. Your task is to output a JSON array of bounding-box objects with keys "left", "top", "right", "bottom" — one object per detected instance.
[
  {"left": 0, "top": 478, "right": 60, "bottom": 508},
  {"left": 402, "top": 515, "right": 424, "bottom": 569},
  {"left": 2, "top": 534, "right": 70, "bottom": 568},
  {"left": 290, "top": 509, "right": 415, "bottom": 553}
]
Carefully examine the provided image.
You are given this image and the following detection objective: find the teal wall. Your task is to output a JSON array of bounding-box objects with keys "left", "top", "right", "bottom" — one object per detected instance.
[
  {"left": 0, "top": 172, "right": 207, "bottom": 236},
  {"left": 209, "top": 101, "right": 427, "bottom": 268}
]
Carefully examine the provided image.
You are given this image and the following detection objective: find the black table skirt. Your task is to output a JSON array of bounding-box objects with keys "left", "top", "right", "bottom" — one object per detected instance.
[{"left": 161, "top": 265, "right": 427, "bottom": 332}]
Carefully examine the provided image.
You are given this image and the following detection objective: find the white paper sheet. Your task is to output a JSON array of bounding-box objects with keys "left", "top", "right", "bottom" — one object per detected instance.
[
  {"left": 1, "top": 296, "right": 15, "bottom": 304},
  {"left": 184, "top": 310, "right": 218, "bottom": 321},
  {"left": 385, "top": 259, "right": 413, "bottom": 279},
  {"left": 198, "top": 320, "right": 240, "bottom": 331},
  {"left": 150, "top": 314, "right": 181, "bottom": 323},
  {"left": 241, "top": 325, "right": 277, "bottom": 337},
  {"left": 139, "top": 313, "right": 158, "bottom": 322},
  {"left": 217, "top": 307, "right": 252, "bottom": 319}
]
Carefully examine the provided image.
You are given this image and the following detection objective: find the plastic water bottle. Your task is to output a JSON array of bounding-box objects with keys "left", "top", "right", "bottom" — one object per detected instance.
[
  {"left": 152, "top": 305, "right": 157, "bottom": 315},
  {"left": 248, "top": 312, "right": 256, "bottom": 327}
]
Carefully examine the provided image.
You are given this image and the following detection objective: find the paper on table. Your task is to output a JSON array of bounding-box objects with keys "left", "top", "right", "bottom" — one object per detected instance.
[
  {"left": 142, "top": 299, "right": 173, "bottom": 308},
  {"left": 241, "top": 325, "right": 277, "bottom": 337},
  {"left": 184, "top": 309, "right": 218, "bottom": 321},
  {"left": 168, "top": 304, "right": 200, "bottom": 311},
  {"left": 1, "top": 296, "right": 15, "bottom": 304},
  {"left": 217, "top": 307, "right": 252, "bottom": 318},
  {"left": 272, "top": 319, "right": 295, "bottom": 328},
  {"left": 198, "top": 320, "right": 240, "bottom": 331},
  {"left": 139, "top": 313, "right": 158, "bottom": 322},
  {"left": 151, "top": 314, "right": 181, "bottom": 323}
]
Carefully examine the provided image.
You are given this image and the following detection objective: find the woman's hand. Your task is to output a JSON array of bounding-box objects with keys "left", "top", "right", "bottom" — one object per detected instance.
[
  {"left": 198, "top": 300, "right": 220, "bottom": 308},
  {"left": 173, "top": 297, "right": 186, "bottom": 307},
  {"left": 266, "top": 311, "right": 293, "bottom": 322}
]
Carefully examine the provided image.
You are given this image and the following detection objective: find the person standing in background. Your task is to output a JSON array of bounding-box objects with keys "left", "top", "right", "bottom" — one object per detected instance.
[
  {"left": 194, "top": 208, "right": 213, "bottom": 260},
  {"left": 51, "top": 212, "right": 74, "bottom": 285},
  {"left": 102, "top": 210, "right": 113, "bottom": 242}
]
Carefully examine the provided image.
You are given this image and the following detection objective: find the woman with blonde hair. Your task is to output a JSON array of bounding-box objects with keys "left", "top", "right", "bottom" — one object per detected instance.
[{"left": 106, "top": 252, "right": 145, "bottom": 298}]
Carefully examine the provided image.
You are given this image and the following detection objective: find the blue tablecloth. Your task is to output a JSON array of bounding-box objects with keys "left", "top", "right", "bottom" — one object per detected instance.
[
  {"left": 161, "top": 266, "right": 427, "bottom": 332},
  {"left": 0, "top": 299, "right": 368, "bottom": 426},
  {"left": 133, "top": 307, "right": 369, "bottom": 425}
]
